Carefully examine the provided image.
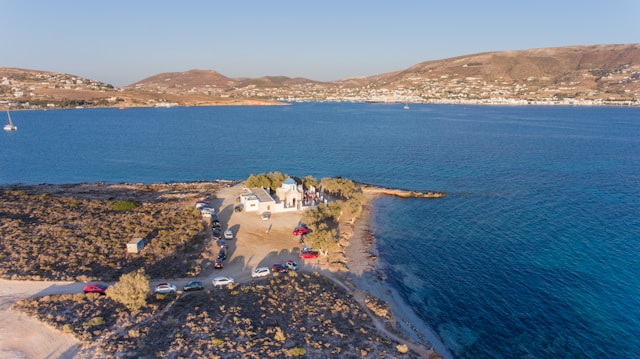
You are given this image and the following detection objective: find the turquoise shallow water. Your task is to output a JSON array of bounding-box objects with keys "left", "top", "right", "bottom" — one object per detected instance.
[{"left": 2, "top": 103, "right": 639, "bottom": 358}]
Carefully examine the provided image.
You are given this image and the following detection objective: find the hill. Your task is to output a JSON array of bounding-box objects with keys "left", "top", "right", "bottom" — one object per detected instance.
[{"left": 1, "top": 44, "right": 639, "bottom": 109}]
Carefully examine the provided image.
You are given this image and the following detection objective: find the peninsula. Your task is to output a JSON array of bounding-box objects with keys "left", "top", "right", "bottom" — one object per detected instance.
[{"left": 0, "top": 179, "right": 448, "bottom": 358}]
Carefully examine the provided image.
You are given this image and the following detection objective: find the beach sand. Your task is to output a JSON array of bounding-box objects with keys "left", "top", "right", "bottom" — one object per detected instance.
[{"left": 0, "top": 182, "right": 450, "bottom": 358}]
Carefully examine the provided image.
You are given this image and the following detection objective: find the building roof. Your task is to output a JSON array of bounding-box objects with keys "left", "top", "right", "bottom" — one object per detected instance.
[
  {"left": 251, "top": 188, "right": 275, "bottom": 203},
  {"left": 283, "top": 178, "right": 296, "bottom": 185}
]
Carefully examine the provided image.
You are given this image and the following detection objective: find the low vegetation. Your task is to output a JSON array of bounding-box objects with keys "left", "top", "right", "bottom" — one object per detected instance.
[
  {"left": 15, "top": 272, "right": 421, "bottom": 358},
  {"left": 0, "top": 182, "right": 222, "bottom": 281},
  {"left": 106, "top": 268, "right": 150, "bottom": 311},
  {"left": 303, "top": 177, "right": 366, "bottom": 256},
  {"left": 111, "top": 200, "right": 141, "bottom": 211}
]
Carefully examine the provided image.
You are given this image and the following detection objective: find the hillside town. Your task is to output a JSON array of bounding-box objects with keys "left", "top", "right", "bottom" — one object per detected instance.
[{"left": 1, "top": 44, "right": 639, "bottom": 109}]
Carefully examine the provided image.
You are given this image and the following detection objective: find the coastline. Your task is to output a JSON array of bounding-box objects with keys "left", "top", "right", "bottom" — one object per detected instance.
[
  {"left": 0, "top": 181, "right": 451, "bottom": 358},
  {"left": 342, "top": 191, "right": 453, "bottom": 359}
]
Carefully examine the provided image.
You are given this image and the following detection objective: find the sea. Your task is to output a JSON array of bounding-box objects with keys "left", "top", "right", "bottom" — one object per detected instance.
[{"left": 2, "top": 103, "right": 639, "bottom": 358}]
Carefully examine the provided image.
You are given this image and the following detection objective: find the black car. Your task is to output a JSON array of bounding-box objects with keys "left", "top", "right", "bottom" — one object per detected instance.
[
  {"left": 183, "top": 280, "right": 204, "bottom": 292},
  {"left": 212, "top": 228, "right": 222, "bottom": 239},
  {"left": 217, "top": 251, "right": 227, "bottom": 261}
]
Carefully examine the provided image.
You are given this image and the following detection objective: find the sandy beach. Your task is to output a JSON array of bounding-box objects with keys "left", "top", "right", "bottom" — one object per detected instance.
[{"left": 0, "top": 182, "right": 449, "bottom": 358}]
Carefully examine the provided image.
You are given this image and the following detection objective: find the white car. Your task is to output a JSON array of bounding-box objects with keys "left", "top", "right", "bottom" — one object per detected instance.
[
  {"left": 212, "top": 276, "right": 234, "bottom": 288},
  {"left": 154, "top": 282, "right": 177, "bottom": 294},
  {"left": 224, "top": 229, "right": 234, "bottom": 239},
  {"left": 195, "top": 201, "right": 210, "bottom": 209},
  {"left": 252, "top": 267, "right": 271, "bottom": 278},
  {"left": 201, "top": 207, "right": 215, "bottom": 215},
  {"left": 260, "top": 211, "right": 271, "bottom": 221}
]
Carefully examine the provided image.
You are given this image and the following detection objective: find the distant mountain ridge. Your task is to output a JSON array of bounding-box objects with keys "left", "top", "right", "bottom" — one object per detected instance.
[{"left": 1, "top": 44, "right": 639, "bottom": 108}]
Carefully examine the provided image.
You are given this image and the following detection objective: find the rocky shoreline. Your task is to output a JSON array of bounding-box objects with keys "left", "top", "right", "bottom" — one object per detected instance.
[
  {"left": 0, "top": 181, "right": 448, "bottom": 358},
  {"left": 361, "top": 185, "right": 446, "bottom": 199}
]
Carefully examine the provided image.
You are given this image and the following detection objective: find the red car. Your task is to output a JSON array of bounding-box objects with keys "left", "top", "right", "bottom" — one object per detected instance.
[
  {"left": 271, "top": 263, "right": 288, "bottom": 273},
  {"left": 83, "top": 284, "right": 108, "bottom": 295},
  {"left": 293, "top": 227, "right": 308, "bottom": 236},
  {"left": 300, "top": 250, "right": 319, "bottom": 259}
]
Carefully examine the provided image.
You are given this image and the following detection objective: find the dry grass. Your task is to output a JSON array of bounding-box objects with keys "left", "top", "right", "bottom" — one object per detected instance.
[
  {"left": 0, "top": 182, "right": 224, "bottom": 281},
  {"left": 15, "top": 272, "right": 421, "bottom": 358}
]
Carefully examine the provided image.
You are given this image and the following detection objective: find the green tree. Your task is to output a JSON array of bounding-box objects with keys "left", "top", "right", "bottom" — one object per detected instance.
[
  {"left": 267, "top": 171, "right": 286, "bottom": 189},
  {"left": 320, "top": 177, "right": 360, "bottom": 199},
  {"left": 106, "top": 268, "right": 150, "bottom": 311},
  {"left": 245, "top": 173, "right": 271, "bottom": 190},
  {"left": 301, "top": 175, "right": 318, "bottom": 190}
]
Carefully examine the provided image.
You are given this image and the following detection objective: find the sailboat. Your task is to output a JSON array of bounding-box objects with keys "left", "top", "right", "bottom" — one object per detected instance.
[
  {"left": 403, "top": 101, "right": 410, "bottom": 110},
  {"left": 4, "top": 111, "right": 17, "bottom": 131}
]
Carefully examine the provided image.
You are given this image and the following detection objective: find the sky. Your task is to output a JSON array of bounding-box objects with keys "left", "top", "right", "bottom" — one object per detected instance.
[{"left": 2, "top": 0, "right": 639, "bottom": 87}]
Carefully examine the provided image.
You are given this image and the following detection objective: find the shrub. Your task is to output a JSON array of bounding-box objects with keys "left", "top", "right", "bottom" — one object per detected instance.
[
  {"left": 111, "top": 200, "right": 141, "bottom": 211},
  {"left": 62, "top": 323, "right": 74, "bottom": 333},
  {"left": 274, "top": 326, "right": 285, "bottom": 342},
  {"left": 396, "top": 344, "right": 409, "bottom": 354},
  {"left": 212, "top": 338, "right": 224, "bottom": 346},
  {"left": 106, "top": 268, "right": 150, "bottom": 311},
  {"left": 83, "top": 316, "right": 106, "bottom": 328},
  {"left": 288, "top": 347, "right": 306, "bottom": 357}
]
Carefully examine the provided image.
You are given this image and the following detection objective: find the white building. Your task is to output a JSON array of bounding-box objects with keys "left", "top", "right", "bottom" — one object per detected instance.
[{"left": 240, "top": 177, "right": 306, "bottom": 214}]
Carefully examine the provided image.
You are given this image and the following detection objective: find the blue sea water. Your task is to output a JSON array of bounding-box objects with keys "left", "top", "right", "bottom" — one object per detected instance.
[{"left": 2, "top": 103, "right": 639, "bottom": 358}]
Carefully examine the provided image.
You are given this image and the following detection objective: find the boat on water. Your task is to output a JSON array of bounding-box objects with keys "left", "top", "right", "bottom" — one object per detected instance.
[
  {"left": 404, "top": 102, "right": 410, "bottom": 110},
  {"left": 4, "top": 111, "right": 17, "bottom": 131}
]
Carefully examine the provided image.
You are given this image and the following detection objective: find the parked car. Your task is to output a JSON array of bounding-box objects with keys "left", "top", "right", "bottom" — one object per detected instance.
[
  {"left": 83, "top": 283, "right": 108, "bottom": 295},
  {"left": 234, "top": 204, "right": 244, "bottom": 212},
  {"left": 212, "top": 228, "right": 222, "bottom": 239},
  {"left": 300, "top": 250, "right": 319, "bottom": 259},
  {"left": 260, "top": 211, "right": 271, "bottom": 221},
  {"left": 214, "top": 258, "right": 224, "bottom": 269},
  {"left": 183, "top": 280, "right": 204, "bottom": 292},
  {"left": 154, "top": 282, "right": 177, "bottom": 294},
  {"left": 201, "top": 207, "right": 215, "bottom": 215},
  {"left": 217, "top": 251, "right": 227, "bottom": 261},
  {"left": 212, "top": 220, "right": 221, "bottom": 229},
  {"left": 285, "top": 260, "right": 299, "bottom": 271},
  {"left": 271, "top": 263, "right": 288, "bottom": 273},
  {"left": 212, "top": 276, "right": 234, "bottom": 288},
  {"left": 293, "top": 227, "right": 308, "bottom": 236},
  {"left": 195, "top": 201, "right": 210, "bottom": 209},
  {"left": 252, "top": 267, "right": 271, "bottom": 278},
  {"left": 224, "top": 229, "right": 234, "bottom": 239}
]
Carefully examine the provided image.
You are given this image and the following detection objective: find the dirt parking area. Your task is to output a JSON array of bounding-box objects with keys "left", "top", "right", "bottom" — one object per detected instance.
[{"left": 191, "top": 183, "right": 323, "bottom": 284}]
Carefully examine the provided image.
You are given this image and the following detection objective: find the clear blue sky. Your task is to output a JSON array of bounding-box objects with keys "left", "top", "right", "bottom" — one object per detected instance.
[{"left": 2, "top": 0, "right": 638, "bottom": 87}]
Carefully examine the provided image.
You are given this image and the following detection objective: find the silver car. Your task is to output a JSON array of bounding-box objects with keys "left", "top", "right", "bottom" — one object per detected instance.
[
  {"left": 212, "top": 276, "right": 234, "bottom": 288},
  {"left": 252, "top": 267, "right": 271, "bottom": 278},
  {"left": 154, "top": 282, "right": 177, "bottom": 294}
]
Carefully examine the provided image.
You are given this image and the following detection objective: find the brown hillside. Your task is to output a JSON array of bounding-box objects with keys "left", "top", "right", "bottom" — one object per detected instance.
[
  {"left": 128, "top": 69, "right": 238, "bottom": 91},
  {"left": 2, "top": 44, "right": 639, "bottom": 108}
]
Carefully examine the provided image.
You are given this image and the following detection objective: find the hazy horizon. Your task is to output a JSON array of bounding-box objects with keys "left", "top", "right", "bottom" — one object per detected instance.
[{"left": 2, "top": 0, "right": 639, "bottom": 87}]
